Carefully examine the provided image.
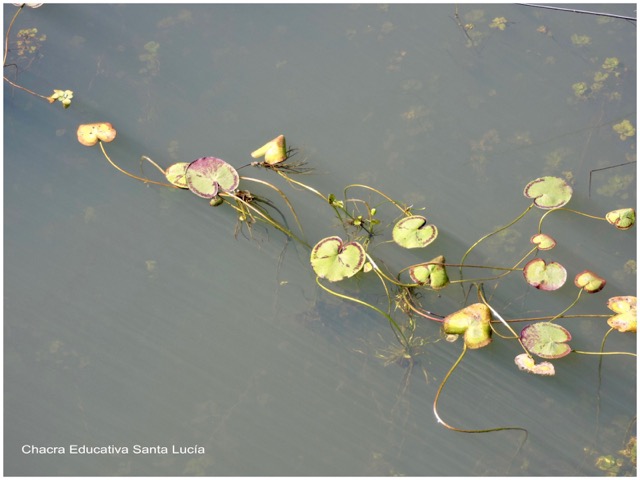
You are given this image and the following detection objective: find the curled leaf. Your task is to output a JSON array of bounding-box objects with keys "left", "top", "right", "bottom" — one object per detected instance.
[
  {"left": 251, "top": 135, "right": 287, "bottom": 165},
  {"left": 392, "top": 215, "right": 438, "bottom": 249},
  {"left": 523, "top": 176, "right": 573, "bottom": 209},
  {"left": 409, "top": 255, "right": 449, "bottom": 289},
  {"left": 523, "top": 258, "right": 567, "bottom": 291},
  {"left": 574, "top": 270, "right": 606, "bottom": 293},
  {"left": 606, "top": 208, "right": 635, "bottom": 230},
  {"left": 310, "top": 236, "right": 366, "bottom": 282},
  {"left": 442, "top": 303, "right": 492, "bottom": 349},
  {"left": 165, "top": 162, "right": 189, "bottom": 188},
  {"left": 77, "top": 122, "right": 117, "bottom": 146},
  {"left": 606, "top": 296, "right": 637, "bottom": 333},
  {"left": 520, "top": 322, "right": 572, "bottom": 359},
  {"left": 530, "top": 233, "right": 556, "bottom": 250},
  {"left": 514, "top": 353, "right": 555, "bottom": 376},
  {"left": 185, "top": 157, "right": 239, "bottom": 198}
]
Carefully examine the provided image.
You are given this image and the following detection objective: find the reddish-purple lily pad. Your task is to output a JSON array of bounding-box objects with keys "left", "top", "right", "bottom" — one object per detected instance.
[
  {"left": 186, "top": 157, "right": 239, "bottom": 198},
  {"left": 514, "top": 353, "right": 555, "bottom": 376},
  {"left": 523, "top": 258, "right": 567, "bottom": 291},
  {"left": 520, "top": 322, "right": 572, "bottom": 359},
  {"left": 524, "top": 176, "right": 573, "bottom": 209},
  {"left": 574, "top": 270, "right": 606, "bottom": 293}
]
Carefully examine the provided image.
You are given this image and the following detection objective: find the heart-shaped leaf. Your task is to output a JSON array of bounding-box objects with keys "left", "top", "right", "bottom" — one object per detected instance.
[
  {"left": 530, "top": 233, "right": 556, "bottom": 250},
  {"left": 520, "top": 322, "right": 572, "bottom": 359},
  {"left": 409, "top": 255, "right": 449, "bottom": 289},
  {"left": 76, "top": 122, "right": 117, "bottom": 146},
  {"left": 523, "top": 258, "right": 567, "bottom": 291},
  {"left": 392, "top": 215, "right": 438, "bottom": 249},
  {"left": 251, "top": 135, "right": 287, "bottom": 165},
  {"left": 605, "top": 208, "right": 635, "bottom": 230},
  {"left": 524, "top": 176, "right": 573, "bottom": 209},
  {"left": 442, "top": 303, "right": 492, "bottom": 349},
  {"left": 186, "top": 157, "right": 240, "bottom": 198},
  {"left": 574, "top": 270, "right": 606, "bottom": 293},
  {"left": 606, "top": 296, "right": 637, "bottom": 333},
  {"left": 310, "top": 236, "right": 366, "bottom": 282},
  {"left": 165, "top": 162, "right": 189, "bottom": 188},
  {"left": 514, "top": 353, "right": 555, "bottom": 376}
]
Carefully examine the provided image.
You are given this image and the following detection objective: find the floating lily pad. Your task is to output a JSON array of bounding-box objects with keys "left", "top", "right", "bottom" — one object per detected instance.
[
  {"left": 251, "top": 134, "right": 287, "bottom": 165},
  {"left": 165, "top": 162, "right": 189, "bottom": 188},
  {"left": 409, "top": 255, "right": 449, "bottom": 289},
  {"left": 523, "top": 258, "right": 567, "bottom": 291},
  {"left": 442, "top": 303, "right": 492, "bottom": 349},
  {"left": 606, "top": 208, "right": 635, "bottom": 230},
  {"left": 530, "top": 233, "right": 556, "bottom": 250},
  {"left": 185, "top": 157, "right": 239, "bottom": 198},
  {"left": 574, "top": 270, "right": 606, "bottom": 293},
  {"left": 310, "top": 236, "right": 366, "bottom": 282},
  {"left": 76, "top": 122, "right": 117, "bottom": 146},
  {"left": 524, "top": 176, "right": 573, "bottom": 209},
  {"left": 606, "top": 296, "right": 637, "bottom": 333},
  {"left": 514, "top": 353, "right": 555, "bottom": 376},
  {"left": 520, "top": 322, "right": 572, "bottom": 359},
  {"left": 392, "top": 215, "right": 438, "bottom": 249}
]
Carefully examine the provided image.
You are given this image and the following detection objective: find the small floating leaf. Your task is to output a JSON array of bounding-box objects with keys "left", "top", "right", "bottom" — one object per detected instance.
[
  {"left": 185, "top": 157, "right": 239, "bottom": 198},
  {"left": 392, "top": 215, "right": 438, "bottom": 249},
  {"left": 409, "top": 255, "right": 449, "bottom": 289},
  {"left": 523, "top": 258, "right": 567, "bottom": 291},
  {"left": 574, "top": 270, "right": 606, "bottom": 293},
  {"left": 442, "top": 303, "right": 492, "bottom": 349},
  {"left": 606, "top": 208, "right": 635, "bottom": 230},
  {"left": 530, "top": 233, "right": 556, "bottom": 250},
  {"left": 251, "top": 134, "right": 287, "bottom": 165},
  {"left": 310, "top": 236, "right": 366, "bottom": 282},
  {"left": 520, "top": 322, "right": 572, "bottom": 359},
  {"left": 514, "top": 353, "right": 555, "bottom": 376},
  {"left": 523, "top": 176, "right": 573, "bottom": 209},
  {"left": 76, "top": 122, "right": 117, "bottom": 146},
  {"left": 165, "top": 162, "right": 189, "bottom": 188},
  {"left": 606, "top": 296, "right": 637, "bottom": 333}
]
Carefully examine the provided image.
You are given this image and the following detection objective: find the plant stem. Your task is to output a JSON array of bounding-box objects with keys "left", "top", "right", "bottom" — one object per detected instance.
[{"left": 538, "top": 207, "right": 605, "bottom": 233}]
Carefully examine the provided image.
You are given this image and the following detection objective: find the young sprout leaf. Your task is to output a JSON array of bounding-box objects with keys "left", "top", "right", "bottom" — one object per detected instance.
[
  {"left": 251, "top": 135, "right": 287, "bottom": 165},
  {"left": 523, "top": 258, "right": 567, "bottom": 291},
  {"left": 574, "top": 270, "right": 606, "bottom": 293},
  {"left": 520, "top": 322, "right": 572, "bottom": 359},
  {"left": 606, "top": 296, "right": 637, "bottom": 333},
  {"left": 442, "top": 303, "right": 492, "bottom": 349},
  {"left": 165, "top": 162, "right": 189, "bottom": 188},
  {"left": 523, "top": 176, "right": 573, "bottom": 209},
  {"left": 185, "top": 157, "right": 239, "bottom": 198},
  {"left": 310, "top": 236, "right": 366, "bottom": 282},
  {"left": 514, "top": 353, "right": 556, "bottom": 376},
  {"left": 409, "top": 255, "right": 449, "bottom": 289},
  {"left": 392, "top": 215, "right": 438, "bottom": 249},
  {"left": 76, "top": 122, "right": 117, "bottom": 146},
  {"left": 605, "top": 208, "right": 635, "bottom": 230},
  {"left": 531, "top": 233, "right": 556, "bottom": 250}
]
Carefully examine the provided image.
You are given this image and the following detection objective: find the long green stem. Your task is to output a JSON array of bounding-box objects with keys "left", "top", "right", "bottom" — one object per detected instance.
[
  {"left": 573, "top": 350, "right": 636, "bottom": 357},
  {"left": 547, "top": 288, "right": 584, "bottom": 323},
  {"left": 344, "top": 184, "right": 409, "bottom": 215},
  {"left": 538, "top": 207, "right": 605, "bottom": 233}
]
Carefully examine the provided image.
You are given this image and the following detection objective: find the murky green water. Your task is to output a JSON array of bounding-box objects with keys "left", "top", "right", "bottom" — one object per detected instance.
[{"left": 4, "top": 4, "right": 636, "bottom": 476}]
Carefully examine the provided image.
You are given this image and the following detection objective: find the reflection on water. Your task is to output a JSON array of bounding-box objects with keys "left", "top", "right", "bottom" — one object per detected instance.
[{"left": 4, "top": 3, "right": 636, "bottom": 476}]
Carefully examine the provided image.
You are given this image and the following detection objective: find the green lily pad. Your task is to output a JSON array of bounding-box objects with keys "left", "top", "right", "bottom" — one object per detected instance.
[
  {"left": 392, "top": 215, "right": 438, "bottom": 249},
  {"left": 530, "top": 233, "right": 556, "bottom": 250},
  {"left": 574, "top": 270, "right": 606, "bottom": 293},
  {"left": 442, "top": 303, "right": 492, "bottom": 349},
  {"left": 514, "top": 353, "right": 555, "bottom": 376},
  {"left": 165, "top": 162, "right": 189, "bottom": 188},
  {"left": 606, "top": 208, "right": 635, "bottom": 230},
  {"left": 409, "top": 255, "right": 449, "bottom": 289},
  {"left": 310, "top": 236, "right": 366, "bottom": 282},
  {"left": 523, "top": 176, "right": 573, "bottom": 209},
  {"left": 523, "top": 258, "right": 567, "bottom": 291},
  {"left": 606, "top": 296, "right": 637, "bottom": 333},
  {"left": 520, "top": 322, "right": 572, "bottom": 359},
  {"left": 186, "top": 157, "right": 239, "bottom": 199}
]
